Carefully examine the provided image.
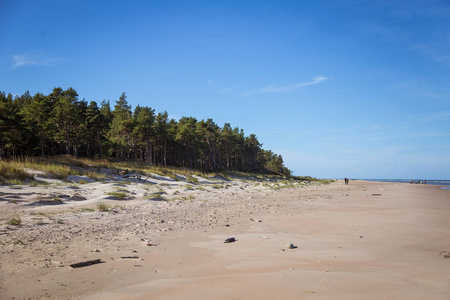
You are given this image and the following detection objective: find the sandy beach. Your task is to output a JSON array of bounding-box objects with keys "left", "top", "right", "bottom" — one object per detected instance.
[{"left": 1, "top": 174, "right": 449, "bottom": 300}]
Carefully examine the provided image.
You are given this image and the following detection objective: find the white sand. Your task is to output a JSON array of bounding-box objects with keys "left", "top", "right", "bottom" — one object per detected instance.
[{"left": 1, "top": 174, "right": 449, "bottom": 299}]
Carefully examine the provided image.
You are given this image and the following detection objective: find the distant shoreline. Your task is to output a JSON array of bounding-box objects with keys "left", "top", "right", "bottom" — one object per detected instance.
[{"left": 356, "top": 178, "right": 450, "bottom": 186}]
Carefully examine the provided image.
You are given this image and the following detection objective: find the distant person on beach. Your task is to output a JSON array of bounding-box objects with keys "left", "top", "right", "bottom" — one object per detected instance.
[{"left": 345, "top": 178, "right": 349, "bottom": 185}]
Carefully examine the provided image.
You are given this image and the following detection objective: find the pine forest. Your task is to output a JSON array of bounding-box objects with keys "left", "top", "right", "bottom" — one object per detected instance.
[{"left": 0, "top": 87, "right": 291, "bottom": 176}]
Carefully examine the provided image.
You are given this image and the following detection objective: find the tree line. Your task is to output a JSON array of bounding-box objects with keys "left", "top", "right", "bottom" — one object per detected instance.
[{"left": 0, "top": 87, "right": 291, "bottom": 175}]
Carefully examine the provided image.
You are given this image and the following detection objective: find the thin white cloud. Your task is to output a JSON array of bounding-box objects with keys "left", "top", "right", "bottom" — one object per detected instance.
[
  {"left": 219, "top": 85, "right": 240, "bottom": 94},
  {"left": 238, "top": 91, "right": 257, "bottom": 97},
  {"left": 12, "top": 51, "right": 62, "bottom": 69},
  {"left": 238, "top": 76, "right": 329, "bottom": 97},
  {"left": 205, "top": 78, "right": 213, "bottom": 85},
  {"left": 261, "top": 76, "right": 329, "bottom": 93},
  {"left": 421, "top": 111, "right": 450, "bottom": 122},
  {"left": 370, "top": 125, "right": 390, "bottom": 131},
  {"left": 410, "top": 44, "right": 450, "bottom": 67}
]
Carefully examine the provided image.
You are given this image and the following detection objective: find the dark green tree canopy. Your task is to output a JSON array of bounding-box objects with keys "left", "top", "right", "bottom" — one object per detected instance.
[{"left": 0, "top": 88, "right": 291, "bottom": 175}]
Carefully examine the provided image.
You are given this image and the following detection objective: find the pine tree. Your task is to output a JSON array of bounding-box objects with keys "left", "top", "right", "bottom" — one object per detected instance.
[
  {"left": 133, "top": 106, "right": 155, "bottom": 162},
  {"left": 110, "top": 92, "right": 133, "bottom": 158},
  {"left": 21, "top": 92, "right": 53, "bottom": 159}
]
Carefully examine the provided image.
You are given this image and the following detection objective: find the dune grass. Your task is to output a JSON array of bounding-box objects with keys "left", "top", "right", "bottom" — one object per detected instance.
[
  {"left": 107, "top": 191, "right": 127, "bottom": 200},
  {"left": 0, "top": 161, "right": 33, "bottom": 184},
  {"left": 7, "top": 215, "right": 22, "bottom": 226},
  {"left": 0, "top": 156, "right": 108, "bottom": 184},
  {"left": 97, "top": 203, "right": 111, "bottom": 211},
  {"left": 1, "top": 155, "right": 325, "bottom": 187}
]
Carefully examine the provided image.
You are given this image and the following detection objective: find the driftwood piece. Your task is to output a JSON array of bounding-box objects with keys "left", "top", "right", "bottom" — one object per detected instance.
[
  {"left": 70, "top": 259, "right": 102, "bottom": 268},
  {"left": 224, "top": 237, "right": 236, "bottom": 243},
  {"left": 141, "top": 176, "right": 152, "bottom": 182},
  {"left": 121, "top": 256, "right": 140, "bottom": 259},
  {"left": 122, "top": 173, "right": 152, "bottom": 182},
  {"left": 117, "top": 169, "right": 129, "bottom": 175}
]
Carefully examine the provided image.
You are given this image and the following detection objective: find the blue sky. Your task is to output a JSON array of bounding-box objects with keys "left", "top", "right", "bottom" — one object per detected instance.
[{"left": 1, "top": 0, "right": 449, "bottom": 179}]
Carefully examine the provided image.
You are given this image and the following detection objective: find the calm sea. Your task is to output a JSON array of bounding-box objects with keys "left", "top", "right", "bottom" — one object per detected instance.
[{"left": 360, "top": 179, "right": 450, "bottom": 190}]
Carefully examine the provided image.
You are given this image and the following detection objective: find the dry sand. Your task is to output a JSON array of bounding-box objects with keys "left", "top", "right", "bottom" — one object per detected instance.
[{"left": 1, "top": 173, "right": 449, "bottom": 300}]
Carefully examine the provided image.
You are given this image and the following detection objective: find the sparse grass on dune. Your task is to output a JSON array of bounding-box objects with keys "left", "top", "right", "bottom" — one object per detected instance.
[
  {"left": 107, "top": 191, "right": 128, "bottom": 200},
  {"left": 0, "top": 161, "right": 33, "bottom": 184},
  {"left": 2, "top": 156, "right": 78, "bottom": 180},
  {"left": 97, "top": 203, "right": 111, "bottom": 211},
  {"left": 7, "top": 215, "right": 22, "bottom": 226},
  {"left": 0, "top": 156, "right": 108, "bottom": 183},
  {"left": 1, "top": 155, "right": 328, "bottom": 186}
]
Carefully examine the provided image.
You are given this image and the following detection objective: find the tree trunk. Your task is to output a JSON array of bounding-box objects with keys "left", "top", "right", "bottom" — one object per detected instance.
[
  {"left": 146, "top": 141, "right": 152, "bottom": 164},
  {"left": 97, "top": 130, "right": 102, "bottom": 158},
  {"left": 40, "top": 135, "right": 45, "bottom": 160},
  {"left": 73, "top": 138, "right": 79, "bottom": 157},
  {"left": 0, "top": 143, "right": 4, "bottom": 160},
  {"left": 163, "top": 139, "right": 167, "bottom": 167}
]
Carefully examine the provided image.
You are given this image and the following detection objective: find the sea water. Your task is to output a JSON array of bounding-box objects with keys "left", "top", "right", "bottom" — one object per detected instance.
[{"left": 361, "top": 179, "right": 450, "bottom": 190}]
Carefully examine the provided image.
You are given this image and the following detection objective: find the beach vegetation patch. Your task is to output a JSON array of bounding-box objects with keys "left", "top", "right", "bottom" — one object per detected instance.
[
  {"left": 107, "top": 191, "right": 127, "bottom": 199},
  {"left": 97, "top": 203, "right": 111, "bottom": 211},
  {"left": 186, "top": 175, "right": 198, "bottom": 183},
  {"left": 80, "top": 208, "right": 95, "bottom": 212},
  {"left": 113, "top": 205, "right": 125, "bottom": 210},
  {"left": 176, "top": 195, "right": 195, "bottom": 201},
  {"left": 0, "top": 161, "right": 32, "bottom": 184},
  {"left": 30, "top": 181, "right": 50, "bottom": 187},
  {"left": 149, "top": 193, "right": 167, "bottom": 201},
  {"left": 318, "top": 179, "right": 335, "bottom": 184},
  {"left": 7, "top": 215, "right": 22, "bottom": 226},
  {"left": 169, "top": 173, "right": 180, "bottom": 181},
  {"left": 85, "top": 171, "right": 106, "bottom": 180}
]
